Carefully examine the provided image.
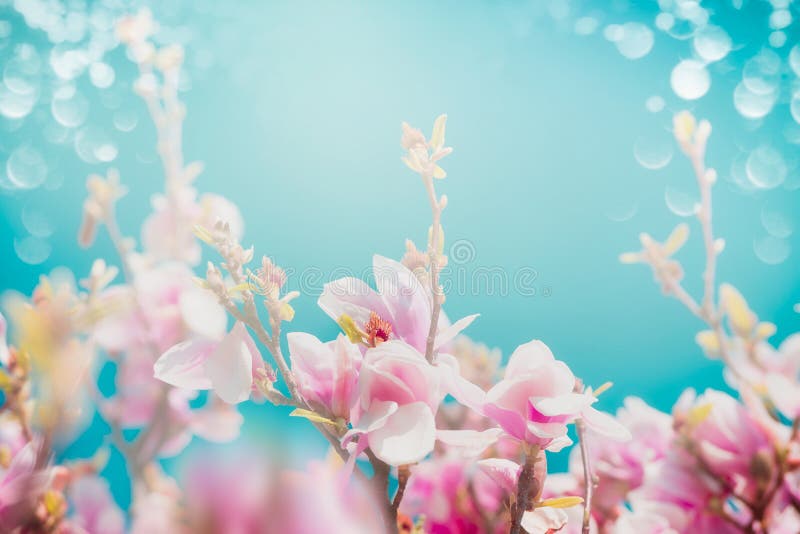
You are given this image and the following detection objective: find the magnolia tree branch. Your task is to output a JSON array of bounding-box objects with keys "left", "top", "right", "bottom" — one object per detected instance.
[
  {"left": 423, "top": 173, "right": 445, "bottom": 364},
  {"left": 576, "top": 417, "right": 594, "bottom": 534},
  {"left": 509, "top": 445, "right": 541, "bottom": 534}
]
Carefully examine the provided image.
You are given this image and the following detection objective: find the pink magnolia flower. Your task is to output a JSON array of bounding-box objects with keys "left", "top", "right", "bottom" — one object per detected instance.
[
  {"left": 270, "top": 458, "right": 389, "bottom": 534},
  {"left": 484, "top": 340, "right": 630, "bottom": 451},
  {"left": 0, "top": 443, "right": 52, "bottom": 531},
  {"left": 673, "top": 389, "right": 781, "bottom": 504},
  {"left": 629, "top": 450, "right": 745, "bottom": 534},
  {"left": 401, "top": 457, "right": 508, "bottom": 534},
  {"left": 154, "top": 322, "right": 263, "bottom": 404},
  {"left": 287, "top": 332, "right": 362, "bottom": 420},
  {"left": 65, "top": 476, "right": 125, "bottom": 534},
  {"left": 342, "top": 339, "right": 485, "bottom": 466},
  {"left": 319, "top": 255, "right": 476, "bottom": 353},
  {"left": 573, "top": 397, "right": 673, "bottom": 523},
  {"left": 180, "top": 448, "right": 272, "bottom": 533},
  {"left": 345, "top": 340, "right": 442, "bottom": 466},
  {"left": 93, "top": 262, "right": 227, "bottom": 354},
  {"left": 142, "top": 188, "right": 243, "bottom": 266}
]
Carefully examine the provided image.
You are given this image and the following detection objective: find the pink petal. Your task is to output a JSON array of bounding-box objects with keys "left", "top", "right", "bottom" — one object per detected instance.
[
  {"left": 205, "top": 323, "right": 255, "bottom": 404},
  {"left": 372, "top": 255, "right": 431, "bottom": 351},
  {"left": 190, "top": 406, "right": 244, "bottom": 443},
  {"left": 434, "top": 314, "right": 479, "bottom": 350},
  {"left": 476, "top": 458, "right": 522, "bottom": 494},
  {"left": 532, "top": 392, "right": 594, "bottom": 417},
  {"left": 318, "top": 277, "right": 390, "bottom": 329},
  {"left": 179, "top": 287, "right": 227, "bottom": 340},
  {"left": 368, "top": 402, "right": 435, "bottom": 466},
  {"left": 154, "top": 339, "right": 217, "bottom": 390},
  {"left": 505, "top": 340, "right": 557, "bottom": 378},
  {"left": 581, "top": 406, "right": 632, "bottom": 441},
  {"left": 436, "top": 352, "right": 486, "bottom": 413},
  {"left": 521, "top": 507, "right": 569, "bottom": 534}
]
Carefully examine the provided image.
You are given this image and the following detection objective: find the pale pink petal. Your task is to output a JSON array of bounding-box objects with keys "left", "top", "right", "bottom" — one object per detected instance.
[
  {"left": 318, "top": 277, "right": 390, "bottom": 328},
  {"left": 505, "top": 340, "right": 557, "bottom": 378},
  {"left": 521, "top": 507, "right": 569, "bottom": 534},
  {"left": 476, "top": 458, "right": 522, "bottom": 494},
  {"left": 765, "top": 373, "right": 800, "bottom": 418},
  {"left": 434, "top": 314, "right": 479, "bottom": 350},
  {"left": 154, "top": 339, "right": 217, "bottom": 390},
  {"left": 581, "top": 407, "right": 632, "bottom": 441},
  {"left": 372, "top": 255, "right": 431, "bottom": 351},
  {"left": 205, "top": 323, "right": 255, "bottom": 404},
  {"left": 436, "top": 352, "right": 486, "bottom": 413},
  {"left": 179, "top": 287, "right": 227, "bottom": 340},
  {"left": 368, "top": 402, "right": 435, "bottom": 466},
  {"left": 532, "top": 392, "right": 594, "bottom": 416},
  {"left": 190, "top": 406, "right": 244, "bottom": 443}
]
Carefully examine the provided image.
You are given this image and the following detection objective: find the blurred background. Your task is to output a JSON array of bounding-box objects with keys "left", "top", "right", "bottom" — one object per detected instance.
[{"left": 0, "top": 0, "right": 798, "bottom": 509}]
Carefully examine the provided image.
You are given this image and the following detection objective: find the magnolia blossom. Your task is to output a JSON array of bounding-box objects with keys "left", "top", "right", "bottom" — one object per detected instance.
[
  {"left": 65, "top": 476, "right": 125, "bottom": 534},
  {"left": 401, "top": 457, "right": 508, "bottom": 533},
  {"left": 483, "top": 340, "right": 630, "bottom": 451},
  {"left": 673, "top": 388, "right": 781, "bottom": 503},
  {"left": 94, "top": 262, "right": 227, "bottom": 354},
  {"left": 319, "top": 254, "right": 476, "bottom": 353},
  {"left": 287, "top": 332, "right": 362, "bottom": 420},
  {"left": 154, "top": 322, "right": 263, "bottom": 404},
  {"left": 345, "top": 340, "right": 443, "bottom": 466},
  {"left": 142, "top": 188, "right": 243, "bottom": 266}
]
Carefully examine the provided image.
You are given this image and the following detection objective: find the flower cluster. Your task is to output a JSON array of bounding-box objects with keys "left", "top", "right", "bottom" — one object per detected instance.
[{"left": 1, "top": 9, "right": 799, "bottom": 534}]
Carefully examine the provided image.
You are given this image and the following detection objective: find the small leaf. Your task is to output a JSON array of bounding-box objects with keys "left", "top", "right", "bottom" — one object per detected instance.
[
  {"left": 289, "top": 408, "right": 337, "bottom": 425},
  {"left": 537, "top": 496, "right": 584, "bottom": 509}
]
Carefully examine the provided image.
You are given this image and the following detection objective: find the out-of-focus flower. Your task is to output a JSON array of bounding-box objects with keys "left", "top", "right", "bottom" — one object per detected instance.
[
  {"left": 287, "top": 333, "right": 361, "bottom": 421},
  {"left": 483, "top": 340, "right": 630, "bottom": 451},
  {"left": 569, "top": 397, "right": 674, "bottom": 525},
  {"left": 180, "top": 448, "right": 272, "bottom": 533},
  {"left": 0, "top": 443, "right": 52, "bottom": 530},
  {"left": 673, "top": 389, "right": 780, "bottom": 503},
  {"left": 79, "top": 170, "right": 127, "bottom": 248},
  {"left": 155, "top": 322, "right": 263, "bottom": 404},
  {"left": 270, "top": 455, "right": 389, "bottom": 534},
  {"left": 66, "top": 476, "right": 125, "bottom": 534},
  {"left": 401, "top": 115, "right": 452, "bottom": 179},
  {"left": 619, "top": 224, "right": 689, "bottom": 290},
  {"left": 401, "top": 456, "right": 509, "bottom": 533},
  {"left": 116, "top": 9, "right": 155, "bottom": 45},
  {"left": 629, "top": 449, "right": 745, "bottom": 534},
  {"left": 93, "top": 263, "right": 226, "bottom": 354},
  {"left": 320, "top": 255, "right": 475, "bottom": 353}
]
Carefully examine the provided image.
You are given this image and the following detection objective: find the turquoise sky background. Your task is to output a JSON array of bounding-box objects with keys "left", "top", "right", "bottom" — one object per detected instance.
[{"left": 1, "top": 0, "right": 799, "bottom": 508}]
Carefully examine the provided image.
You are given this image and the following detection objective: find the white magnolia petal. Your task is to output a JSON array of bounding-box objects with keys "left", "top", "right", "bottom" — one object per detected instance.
[
  {"left": 436, "top": 352, "right": 486, "bottom": 413},
  {"left": 190, "top": 406, "right": 244, "bottom": 442},
  {"left": 205, "top": 323, "right": 254, "bottom": 404},
  {"left": 368, "top": 402, "right": 435, "bottom": 466},
  {"left": 153, "top": 339, "right": 216, "bottom": 390},
  {"left": 521, "top": 507, "right": 569, "bottom": 534},
  {"left": 179, "top": 287, "right": 227, "bottom": 340},
  {"left": 581, "top": 407, "right": 632, "bottom": 442},
  {"left": 476, "top": 458, "right": 521, "bottom": 494},
  {"left": 533, "top": 392, "right": 594, "bottom": 416},
  {"left": 434, "top": 314, "right": 479, "bottom": 350}
]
